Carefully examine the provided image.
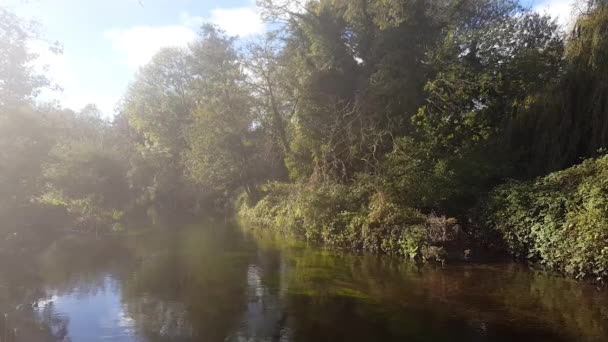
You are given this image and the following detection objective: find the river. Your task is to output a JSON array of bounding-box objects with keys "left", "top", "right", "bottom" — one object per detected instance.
[{"left": 0, "top": 221, "right": 607, "bottom": 341}]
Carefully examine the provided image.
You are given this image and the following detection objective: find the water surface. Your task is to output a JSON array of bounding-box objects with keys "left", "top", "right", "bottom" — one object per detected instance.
[{"left": 0, "top": 222, "right": 607, "bottom": 341}]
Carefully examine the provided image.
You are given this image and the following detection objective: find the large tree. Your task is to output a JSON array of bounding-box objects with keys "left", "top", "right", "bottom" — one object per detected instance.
[
  {"left": 123, "top": 47, "right": 200, "bottom": 209},
  {"left": 184, "top": 26, "right": 266, "bottom": 195}
]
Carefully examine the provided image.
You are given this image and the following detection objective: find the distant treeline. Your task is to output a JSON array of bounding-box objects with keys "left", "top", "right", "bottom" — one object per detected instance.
[{"left": 1, "top": 0, "right": 607, "bottom": 280}]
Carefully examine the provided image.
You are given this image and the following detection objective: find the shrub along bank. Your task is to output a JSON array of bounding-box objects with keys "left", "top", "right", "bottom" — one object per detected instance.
[
  {"left": 486, "top": 155, "right": 608, "bottom": 281},
  {"left": 238, "top": 182, "right": 468, "bottom": 264},
  {"left": 240, "top": 154, "right": 608, "bottom": 282}
]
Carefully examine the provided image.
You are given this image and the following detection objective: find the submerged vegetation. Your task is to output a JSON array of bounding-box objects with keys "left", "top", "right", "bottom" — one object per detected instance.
[{"left": 2, "top": 0, "right": 608, "bottom": 280}]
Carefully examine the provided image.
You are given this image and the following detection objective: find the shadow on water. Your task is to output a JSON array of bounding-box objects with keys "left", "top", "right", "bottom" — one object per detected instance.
[{"left": 0, "top": 221, "right": 607, "bottom": 341}]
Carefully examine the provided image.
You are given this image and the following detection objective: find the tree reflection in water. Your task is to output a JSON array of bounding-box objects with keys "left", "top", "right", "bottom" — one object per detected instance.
[{"left": 0, "top": 222, "right": 607, "bottom": 341}]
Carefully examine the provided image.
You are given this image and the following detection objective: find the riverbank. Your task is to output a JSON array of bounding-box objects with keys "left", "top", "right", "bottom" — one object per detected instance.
[
  {"left": 238, "top": 155, "right": 608, "bottom": 283},
  {"left": 238, "top": 182, "right": 471, "bottom": 264}
]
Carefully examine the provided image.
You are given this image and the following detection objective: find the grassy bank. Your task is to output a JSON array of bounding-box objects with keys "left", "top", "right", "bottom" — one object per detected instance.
[
  {"left": 239, "top": 155, "right": 608, "bottom": 282},
  {"left": 238, "top": 182, "right": 468, "bottom": 264}
]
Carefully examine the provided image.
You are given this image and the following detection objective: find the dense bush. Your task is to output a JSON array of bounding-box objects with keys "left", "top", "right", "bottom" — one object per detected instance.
[
  {"left": 40, "top": 141, "right": 130, "bottom": 231},
  {"left": 239, "top": 182, "right": 466, "bottom": 260},
  {"left": 486, "top": 155, "right": 608, "bottom": 280},
  {"left": 381, "top": 137, "right": 456, "bottom": 210}
]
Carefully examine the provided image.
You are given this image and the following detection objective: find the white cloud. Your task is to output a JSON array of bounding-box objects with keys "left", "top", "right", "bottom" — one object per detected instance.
[
  {"left": 534, "top": 0, "right": 579, "bottom": 29},
  {"left": 208, "top": 6, "right": 266, "bottom": 37},
  {"left": 104, "top": 25, "right": 197, "bottom": 68},
  {"left": 30, "top": 43, "right": 121, "bottom": 117},
  {"left": 32, "top": 3, "right": 267, "bottom": 117},
  {"left": 105, "top": 5, "right": 266, "bottom": 70},
  {"left": 180, "top": 2, "right": 266, "bottom": 38}
]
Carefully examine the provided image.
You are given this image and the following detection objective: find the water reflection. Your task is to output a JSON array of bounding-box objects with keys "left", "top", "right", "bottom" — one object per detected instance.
[
  {"left": 35, "top": 276, "right": 135, "bottom": 341},
  {"left": 0, "top": 222, "right": 607, "bottom": 341}
]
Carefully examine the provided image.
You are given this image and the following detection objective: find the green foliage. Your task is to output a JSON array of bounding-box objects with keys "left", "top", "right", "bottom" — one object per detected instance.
[
  {"left": 238, "top": 0, "right": 607, "bottom": 278},
  {"left": 414, "top": 11, "right": 563, "bottom": 158},
  {"left": 0, "top": 8, "right": 71, "bottom": 236},
  {"left": 506, "top": 3, "right": 608, "bottom": 176},
  {"left": 183, "top": 27, "right": 260, "bottom": 192},
  {"left": 238, "top": 182, "right": 460, "bottom": 260},
  {"left": 124, "top": 25, "right": 282, "bottom": 206},
  {"left": 381, "top": 137, "right": 456, "bottom": 209},
  {"left": 0, "top": 8, "right": 52, "bottom": 106},
  {"left": 2, "top": 0, "right": 608, "bottom": 280},
  {"left": 123, "top": 47, "right": 201, "bottom": 210},
  {"left": 486, "top": 155, "right": 608, "bottom": 279},
  {"left": 0, "top": 106, "right": 54, "bottom": 210},
  {"left": 41, "top": 140, "right": 130, "bottom": 229}
]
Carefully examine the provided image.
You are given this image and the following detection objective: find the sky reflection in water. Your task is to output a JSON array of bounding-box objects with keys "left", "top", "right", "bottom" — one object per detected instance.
[{"left": 1, "top": 223, "right": 607, "bottom": 342}]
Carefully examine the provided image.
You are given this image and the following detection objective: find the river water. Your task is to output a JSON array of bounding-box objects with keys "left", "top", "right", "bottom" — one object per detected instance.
[{"left": 0, "top": 222, "right": 607, "bottom": 341}]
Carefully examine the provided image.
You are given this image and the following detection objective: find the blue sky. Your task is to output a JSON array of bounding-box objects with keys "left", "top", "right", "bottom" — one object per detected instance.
[
  {"left": 6, "top": 0, "right": 266, "bottom": 117},
  {"left": 5, "top": 0, "right": 574, "bottom": 118}
]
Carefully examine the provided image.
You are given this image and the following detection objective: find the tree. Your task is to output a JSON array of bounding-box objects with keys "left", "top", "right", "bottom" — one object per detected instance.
[
  {"left": 184, "top": 26, "right": 265, "bottom": 195},
  {"left": 0, "top": 7, "right": 58, "bottom": 230},
  {"left": 0, "top": 106, "right": 54, "bottom": 213},
  {"left": 506, "top": 0, "right": 608, "bottom": 176},
  {"left": 123, "top": 47, "right": 199, "bottom": 210},
  {"left": 414, "top": 8, "right": 563, "bottom": 158},
  {"left": 244, "top": 33, "right": 294, "bottom": 160},
  {"left": 0, "top": 7, "right": 51, "bottom": 106},
  {"left": 41, "top": 140, "right": 130, "bottom": 230}
]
